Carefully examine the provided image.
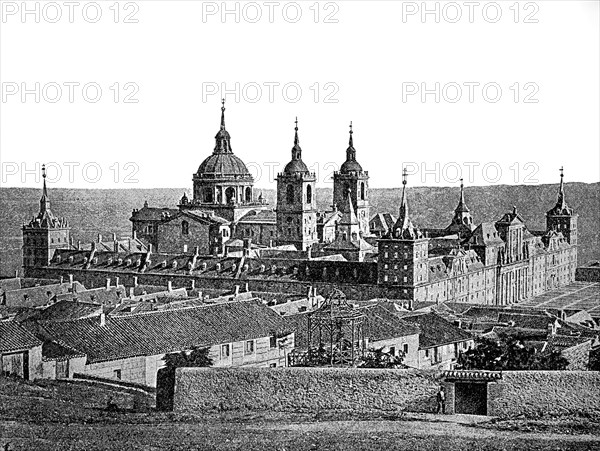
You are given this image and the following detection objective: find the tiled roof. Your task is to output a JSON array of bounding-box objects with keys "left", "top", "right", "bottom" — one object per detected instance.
[
  {"left": 40, "top": 300, "right": 289, "bottom": 363},
  {"left": 3, "top": 282, "right": 86, "bottom": 308},
  {"left": 369, "top": 213, "right": 396, "bottom": 232},
  {"left": 401, "top": 312, "right": 473, "bottom": 349},
  {"left": 497, "top": 312, "right": 555, "bottom": 330},
  {"left": 36, "top": 300, "right": 102, "bottom": 322},
  {"left": 0, "top": 320, "right": 42, "bottom": 352},
  {"left": 42, "top": 341, "right": 86, "bottom": 361},
  {"left": 238, "top": 209, "right": 277, "bottom": 224}
]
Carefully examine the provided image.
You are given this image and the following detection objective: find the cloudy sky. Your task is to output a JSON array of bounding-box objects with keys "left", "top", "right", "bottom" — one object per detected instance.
[{"left": 1, "top": 0, "right": 598, "bottom": 189}]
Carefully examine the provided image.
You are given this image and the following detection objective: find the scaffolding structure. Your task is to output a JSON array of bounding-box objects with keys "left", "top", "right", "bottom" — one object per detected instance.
[{"left": 307, "top": 288, "right": 366, "bottom": 367}]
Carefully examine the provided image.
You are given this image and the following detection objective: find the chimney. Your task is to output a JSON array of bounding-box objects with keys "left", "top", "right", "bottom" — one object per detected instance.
[
  {"left": 112, "top": 233, "right": 117, "bottom": 241},
  {"left": 190, "top": 280, "right": 195, "bottom": 290},
  {"left": 245, "top": 282, "right": 249, "bottom": 292},
  {"left": 129, "top": 287, "right": 134, "bottom": 297},
  {"left": 548, "top": 322, "right": 556, "bottom": 337},
  {"left": 68, "top": 274, "right": 74, "bottom": 285},
  {"left": 60, "top": 275, "right": 64, "bottom": 284},
  {"left": 234, "top": 285, "right": 240, "bottom": 296},
  {"left": 115, "top": 277, "right": 120, "bottom": 287},
  {"left": 97, "top": 233, "right": 102, "bottom": 242},
  {"left": 307, "top": 247, "right": 312, "bottom": 260},
  {"left": 77, "top": 240, "right": 81, "bottom": 250},
  {"left": 133, "top": 276, "right": 138, "bottom": 286},
  {"left": 133, "top": 230, "right": 137, "bottom": 240},
  {"left": 105, "top": 278, "right": 111, "bottom": 290},
  {"left": 307, "top": 286, "right": 312, "bottom": 299},
  {"left": 148, "top": 243, "right": 153, "bottom": 253},
  {"left": 100, "top": 313, "right": 106, "bottom": 326},
  {"left": 114, "top": 241, "right": 119, "bottom": 253},
  {"left": 167, "top": 281, "right": 173, "bottom": 291}
]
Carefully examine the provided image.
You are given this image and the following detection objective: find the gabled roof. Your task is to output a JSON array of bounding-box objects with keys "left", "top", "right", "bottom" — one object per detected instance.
[
  {"left": 40, "top": 300, "right": 289, "bottom": 363},
  {"left": 0, "top": 320, "right": 42, "bottom": 352},
  {"left": 466, "top": 222, "right": 504, "bottom": 246},
  {"left": 369, "top": 213, "right": 396, "bottom": 232},
  {"left": 36, "top": 300, "right": 102, "bottom": 323},
  {"left": 401, "top": 312, "right": 473, "bottom": 349}
]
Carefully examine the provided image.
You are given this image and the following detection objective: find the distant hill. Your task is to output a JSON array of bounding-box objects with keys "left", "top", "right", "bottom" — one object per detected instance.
[{"left": 1, "top": 183, "right": 597, "bottom": 278}]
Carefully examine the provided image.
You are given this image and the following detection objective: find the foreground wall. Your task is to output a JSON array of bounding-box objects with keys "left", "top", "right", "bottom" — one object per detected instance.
[
  {"left": 172, "top": 367, "right": 442, "bottom": 414},
  {"left": 487, "top": 371, "right": 600, "bottom": 417}
]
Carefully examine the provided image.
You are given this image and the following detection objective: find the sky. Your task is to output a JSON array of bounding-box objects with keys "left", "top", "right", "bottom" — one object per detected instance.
[{"left": 1, "top": 0, "right": 598, "bottom": 190}]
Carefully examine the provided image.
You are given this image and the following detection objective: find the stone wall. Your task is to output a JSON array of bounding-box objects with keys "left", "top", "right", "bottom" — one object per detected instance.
[
  {"left": 487, "top": 371, "right": 600, "bottom": 417},
  {"left": 172, "top": 367, "right": 442, "bottom": 414}
]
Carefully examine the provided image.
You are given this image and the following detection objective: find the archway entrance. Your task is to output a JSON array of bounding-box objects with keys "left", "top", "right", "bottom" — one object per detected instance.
[{"left": 455, "top": 382, "right": 487, "bottom": 415}]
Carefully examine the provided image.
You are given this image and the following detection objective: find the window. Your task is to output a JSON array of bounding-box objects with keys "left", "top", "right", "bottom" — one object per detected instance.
[
  {"left": 245, "top": 340, "right": 255, "bottom": 355},
  {"left": 389, "top": 346, "right": 396, "bottom": 356},
  {"left": 306, "top": 185, "right": 312, "bottom": 204},
  {"left": 360, "top": 182, "right": 365, "bottom": 200},
  {"left": 286, "top": 184, "right": 294, "bottom": 204},
  {"left": 113, "top": 369, "right": 122, "bottom": 380},
  {"left": 270, "top": 335, "right": 277, "bottom": 348},
  {"left": 425, "top": 349, "right": 430, "bottom": 358},
  {"left": 221, "top": 344, "right": 230, "bottom": 359},
  {"left": 182, "top": 220, "right": 189, "bottom": 235},
  {"left": 403, "top": 344, "right": 409, "bottom": 354}
]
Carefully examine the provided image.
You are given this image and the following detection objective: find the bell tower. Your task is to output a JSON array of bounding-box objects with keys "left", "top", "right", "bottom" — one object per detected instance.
[
  {"left": 333, "top": 122, "right": 370, "bottom": 237},
  {"left": 276, "top": 118, "right": 318, "bottom": 250}
]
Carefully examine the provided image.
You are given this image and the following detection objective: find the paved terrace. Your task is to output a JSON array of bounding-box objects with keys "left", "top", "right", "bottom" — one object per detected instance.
[{"left": 515, "top": 282, "right": 600, "bottom": 319}]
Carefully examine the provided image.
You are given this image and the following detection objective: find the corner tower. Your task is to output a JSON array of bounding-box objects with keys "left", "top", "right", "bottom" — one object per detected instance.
[
  {"left": 546, "top": 167, "right": 578, "bottom": 247},
  {"left": 333, "top": 122, "right": 370, "bottom": 237},
  {"left": 377, "top": 169, "right": 429, "bottom": 290},
  {"left": 22, "top": 165, "right": 71, "bottom": 273},
  {"left": 276, "top": 119, "right": 318, "bottom": 250},
  {"left": 445, "top": 179, "right": 475, "bottom": 239}
]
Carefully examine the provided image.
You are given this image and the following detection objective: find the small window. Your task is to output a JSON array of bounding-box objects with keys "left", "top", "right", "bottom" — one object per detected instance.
[
  {"left": 221, "top": 344, "right": 230, "bottom": 359},
  {"left": 182, "top": 220, "right": 189, "bottom": 235},
  {"left": 113, "top": 369, "right": 122, "bottom": 380},
  {"left": 245, "top": 340, "right": 255, "bottom": 355},
  {"left": 403, "top": 344, "right": 409, "bottom": 354},
  {"left": 270, "top": 335, "right": 277, "bottom": 348},
  {"left": 425, "top": 349, "right": 430, "bottom": 358},
  {"left": 270, "top": 363, "right": 277, "bottom": 368}
]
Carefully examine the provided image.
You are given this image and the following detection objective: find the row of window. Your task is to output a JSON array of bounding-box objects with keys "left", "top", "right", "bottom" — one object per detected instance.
[{"left": 220, "top": 336, "right": 279, "bottom": 360}]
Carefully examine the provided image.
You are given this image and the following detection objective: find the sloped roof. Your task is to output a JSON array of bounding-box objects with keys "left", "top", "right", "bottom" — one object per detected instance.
[
  {"left": 369, "top": 213, "right": 396, "bottom": 233},
  {"left": 40, "top": 300, "right": 288, "bottom": 363},
  {"left": 497, "top": 312, "right": 555, "bottom": 330},
  {"left": 401, "top": 312, "right": 473, "bottom": 349},
  {"left": 0, "top": 320, "right": 42, "bottom": 352},
  {"left": 238, "top": 209, "right": 277, "bottom": 224},
  {"left": 36, "top": 300, "right": 102, "bottom": 322},
  {"left": 467, "top": 222, "right": 504, "bottom": 246}
]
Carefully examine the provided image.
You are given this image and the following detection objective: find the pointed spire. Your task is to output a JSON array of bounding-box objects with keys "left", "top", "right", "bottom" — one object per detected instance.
[
  {"left": 292, "top": 117, "right": 302, "bottom": 160},
  {"left": 220, "top": 98, "right": 226, "bottom": 129},
  {"left": 455, "top": 178, "right": 470, "bottom": 213},
  {"left": 348, "top": 121, "right": 354, "bottom": 148},
  {"left": 214, "top": 99, "right": 232, "bottom": 154},
  {"left": 40, "top": 164, "right": 50, "bottom": 214},
  {"left": 548, "top": 166, "right": 572, "bottom": 215},
  {"left": 392, "top": 168, "right": 420, "bottom": 240},
  {"left": 340, "top": 188, "right": 358, "bottom": 225},
  {"left": 346, "top": 120, "right": 356, "bottom": 162}
]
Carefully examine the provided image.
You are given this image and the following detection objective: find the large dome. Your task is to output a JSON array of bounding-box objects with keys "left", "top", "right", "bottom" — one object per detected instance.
[{"left": 196, "top": 153, "right": 252, "bottom": 178}]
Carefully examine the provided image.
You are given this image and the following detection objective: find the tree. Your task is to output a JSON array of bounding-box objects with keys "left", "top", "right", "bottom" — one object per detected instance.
[
  {"left": 359, "top": 347, "right": 405, "bottom": 369},
  {"left": 457, "top": 335, "right": 569, "bottom": 371}
]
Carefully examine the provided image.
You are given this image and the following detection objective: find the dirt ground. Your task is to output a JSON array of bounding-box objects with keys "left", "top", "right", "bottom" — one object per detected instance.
[{"left": 1, "top": 378, "right": 599, "bottom": 451}]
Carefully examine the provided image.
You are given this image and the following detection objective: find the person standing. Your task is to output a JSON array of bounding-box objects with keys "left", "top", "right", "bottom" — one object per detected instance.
[{"left": 436, "top": 386, "right": 446, "bottom": 414}]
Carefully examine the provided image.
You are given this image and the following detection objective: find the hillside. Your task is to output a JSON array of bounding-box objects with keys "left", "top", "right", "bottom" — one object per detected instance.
[{"left": 1, "top": 183, "right": 598, "bottom": 277}]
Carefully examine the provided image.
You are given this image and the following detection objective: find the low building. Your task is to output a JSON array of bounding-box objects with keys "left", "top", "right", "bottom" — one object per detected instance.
[
  {"left": 37, "top": 299, "right": 293, "bottom": 387},
  {"left": 401, "top": 312, "right": 474, "bottom": 370},
  {"left": 0, "top": 320, "right": 43, "bottom": 380}
]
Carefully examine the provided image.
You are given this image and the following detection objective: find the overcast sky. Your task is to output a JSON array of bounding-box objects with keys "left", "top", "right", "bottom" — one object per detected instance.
[{"left": 1, "top": 0, "right": 598, "bottom": 190}]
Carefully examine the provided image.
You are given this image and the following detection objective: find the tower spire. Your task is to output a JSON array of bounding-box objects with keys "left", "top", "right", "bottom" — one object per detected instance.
[
  {"left": 220, "top": 98, "right": 226, "bottom": 129},
  {"left": 214, "top": 99, "right": 232, "bottom": 154},
  {"left": 548, "top": 166, "right": 572, "bottom": 215},
  {"left": 292, "top": 117, "right": 302, "bottom": 160},
  {"left": 40, "top": 164, "right": 50, "bottom": 214},
  {"left": 391, "top": 167, "right": 421, "bottom": 239},
  {"left": 346, "top": 121, "right": 356, "bottom": 162},
  {"left": 455, "top": 178, "right": 469, "bottom": 214}
]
